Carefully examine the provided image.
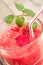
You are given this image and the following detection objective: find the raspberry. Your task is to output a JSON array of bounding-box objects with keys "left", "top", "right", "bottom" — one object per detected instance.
[{"left": 16, "top": 34, "right": 30, "bottom": 47}]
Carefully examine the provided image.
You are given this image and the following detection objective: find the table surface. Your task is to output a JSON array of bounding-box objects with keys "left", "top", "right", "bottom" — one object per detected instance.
[{"left": 0, "top": 0, "right": 43, "bottom": 19}]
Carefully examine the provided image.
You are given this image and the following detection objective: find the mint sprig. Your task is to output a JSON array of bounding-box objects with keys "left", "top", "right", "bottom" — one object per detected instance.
[
  {"left": 16, "top": 16, "right": 24, "bottom": 27},
  {"left": 23, "top": 8, "right": 35, "bottom": 17},
  {"left": 15, "top": 3, "right": 24, "bottom": 11},
  {"left": 4, "top": 3, "right": 35, "bottom": 27},
  {"left": 15, "top": 3, "right": 35, "bottom": 17},
  {"left": 4, "top": 15, "right": 14, "bottom": 24},
  {"left": 32, "top": 22, "right": 37, "bottom": 30}
]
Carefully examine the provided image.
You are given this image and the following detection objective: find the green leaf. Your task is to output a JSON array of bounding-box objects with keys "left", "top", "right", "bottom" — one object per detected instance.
[
  {"left": 16, "top": 16, "right": 24, "bottom": 27},
  {"left": 4, "top": 15, "right": 14, "bottom": 24},
  {"left": 23, "top": 8, "right": 35, "bottom": 17},
  {"left": 15, "top": 3, "right": 24, "bottom": 11},
  {"left": 32, "top": 22, "right": 37, "bottom": 30}
]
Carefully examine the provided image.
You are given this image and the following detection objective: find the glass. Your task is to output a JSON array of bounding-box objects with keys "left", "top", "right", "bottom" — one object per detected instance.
[{"left": 0, "top": 16, "right": 43, "bottom": 65}]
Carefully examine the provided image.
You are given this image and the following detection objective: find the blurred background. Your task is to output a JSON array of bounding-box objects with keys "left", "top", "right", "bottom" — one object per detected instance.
[{"left": 0, "top": 0, "right": 43, "bottom": 19}]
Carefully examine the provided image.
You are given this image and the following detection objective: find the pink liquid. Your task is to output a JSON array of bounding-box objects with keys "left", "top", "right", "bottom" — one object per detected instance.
[{"left": 0, "top": 24, "right": 42, "bottom": 65}]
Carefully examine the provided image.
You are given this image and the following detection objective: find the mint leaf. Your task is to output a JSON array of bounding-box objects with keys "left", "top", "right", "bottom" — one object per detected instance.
[
  {"left": 15, "top": 3, "right": 24, "bottom": 11},
  {"left": 23, "top": 8, "right": 35, "bottom": 17},
  {"left": 32, "top": 22, "right": 37, "bottom": 30},
  {"left": 4, "top": 15, "right": 14, "bottom": 24},
  {"left": 16, "top": 16, "right": 24, "bottom": 27}
]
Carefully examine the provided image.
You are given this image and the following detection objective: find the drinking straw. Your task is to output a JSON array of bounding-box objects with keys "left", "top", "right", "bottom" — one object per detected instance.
[{"left": 30, "top": 7, "right": 43, "bottom": 37}]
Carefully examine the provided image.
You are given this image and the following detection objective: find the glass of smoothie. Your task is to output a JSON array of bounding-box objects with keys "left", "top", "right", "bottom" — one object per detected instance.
[{"left": 0, "top": 16, "right": 43, "bottom": 65}]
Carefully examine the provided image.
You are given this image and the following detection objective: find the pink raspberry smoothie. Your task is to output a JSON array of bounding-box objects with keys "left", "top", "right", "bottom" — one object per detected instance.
[{"left": 0, "top": 23, "right": 42, "bottom": 65}]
